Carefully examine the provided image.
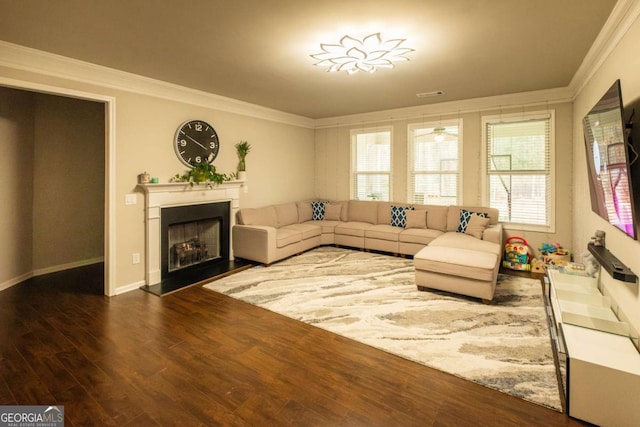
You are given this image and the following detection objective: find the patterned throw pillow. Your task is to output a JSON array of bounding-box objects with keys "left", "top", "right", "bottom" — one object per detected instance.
[
  {"left": 390, "top": 205, "right": 415, "bottom": 228},
  {"left": 457, "top": 209, "right": 489, "bottom": 233},
  {"left": 311, "top": 201, "right": 329, "bottom": 220}
]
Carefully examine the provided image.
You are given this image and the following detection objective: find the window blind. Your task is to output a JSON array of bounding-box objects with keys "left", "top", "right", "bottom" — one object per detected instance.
[
  {"left": 408, "top": 124, "right": 460, "bottom": 205},
  {"left": 351, "top": 130, "right": 391, "bottom": 201},
  {"left": 486, "top": 117, "right": 551, "bottom": 226}
]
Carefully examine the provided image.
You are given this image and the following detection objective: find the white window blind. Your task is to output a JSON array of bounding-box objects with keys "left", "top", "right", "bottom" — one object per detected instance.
[
  {"left": 485, "top": 114, "right": 553, "bottom": 228},
  {"left": 351, "top": 129, "right": 391, "bottom": 201},
  {"left": 408, "top": 123, "right": 460, "bottom": 205}
]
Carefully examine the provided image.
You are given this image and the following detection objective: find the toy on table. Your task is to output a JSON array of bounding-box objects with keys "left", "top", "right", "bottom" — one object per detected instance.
[
  {"left": 530, "top": 257, "right": 546, "bottom": 273},
  {"left": 539, "top": 242, "right": 571, "bottom": 267},
  {"left": 502, "top": 237, "right": 532, "bottom": 271}
]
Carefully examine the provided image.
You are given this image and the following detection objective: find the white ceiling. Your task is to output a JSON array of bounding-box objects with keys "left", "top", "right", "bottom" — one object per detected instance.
[{"left": 0, "top": 0, "right": 618, "bottom": 119}]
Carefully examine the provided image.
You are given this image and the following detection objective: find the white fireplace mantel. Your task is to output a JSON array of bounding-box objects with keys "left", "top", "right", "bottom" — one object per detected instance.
[{"left": 138, "top": 181, "right": 243, "bottom": 287}]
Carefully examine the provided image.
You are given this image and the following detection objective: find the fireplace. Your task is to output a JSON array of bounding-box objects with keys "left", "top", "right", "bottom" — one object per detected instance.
[
  {"left": 139, "top": 181, "right": 247, "bottom": 295},
  {"left": 161, "top": 202, "right": 230, "bottom": 280}
]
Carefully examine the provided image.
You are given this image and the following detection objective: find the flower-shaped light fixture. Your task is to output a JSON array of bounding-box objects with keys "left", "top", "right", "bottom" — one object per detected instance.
[{"left": 311, "top": 33, "right": 414, "bottom": 75}]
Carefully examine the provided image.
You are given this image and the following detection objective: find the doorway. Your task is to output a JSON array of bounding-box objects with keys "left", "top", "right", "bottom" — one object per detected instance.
[{"left": 0, "top": 79, "right": 115, "bottom": 295}]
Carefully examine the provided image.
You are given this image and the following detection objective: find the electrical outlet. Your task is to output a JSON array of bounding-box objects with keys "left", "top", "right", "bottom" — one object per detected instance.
[{"left": 132, "top": 253, "right": 141, "bottom": 264}]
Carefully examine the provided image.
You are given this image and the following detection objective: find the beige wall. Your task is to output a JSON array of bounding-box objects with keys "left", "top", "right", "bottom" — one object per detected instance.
[
  {"left": 0, "top": 87, "right": 34, "bottom": 285},
  {"left": 315, "top": 101, "right": 574, "bottom": 255},
  {"left": 0, "top": 87, "right": 105, "bottom": 288},
  {"left": 111, "top": 91, "right": 315, "bottom": 290},
  {"left": 572, "top": 14, "right": 640, "bottom": 335},
  {"left": 0, "top": 59, "right": 316, "bottom": 294},
  {"left": 32, "top": 94, "right": 105, "bottom": 270}
]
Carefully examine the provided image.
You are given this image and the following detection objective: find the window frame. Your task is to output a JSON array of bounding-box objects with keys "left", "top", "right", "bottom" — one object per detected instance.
[
  {"left": 481, "top": 110, "right": 556, "bottom": 233},
  {"left": 407, "top": 120, "right": 463, "bottom": 205},
  {"left": 350, "top": 126, "right": 393, "bottom": 201}
]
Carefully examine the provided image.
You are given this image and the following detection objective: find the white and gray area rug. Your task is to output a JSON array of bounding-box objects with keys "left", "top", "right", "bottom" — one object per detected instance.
[{"left": 203, "top": 246, "right": 562, "bottom": 411}]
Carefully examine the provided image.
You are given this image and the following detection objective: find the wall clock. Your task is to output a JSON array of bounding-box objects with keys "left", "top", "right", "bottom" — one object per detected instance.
[{"left": 174, "top": 120, "right": 220, "bottom": 167}]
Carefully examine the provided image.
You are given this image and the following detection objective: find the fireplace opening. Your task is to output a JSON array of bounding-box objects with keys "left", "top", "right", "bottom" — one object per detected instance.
[
  {"left": 168, "top": 218, "right": 220, "bottom": 272},
  {"left": 161, "top": 201, "right": 230, "bottom": 282}
]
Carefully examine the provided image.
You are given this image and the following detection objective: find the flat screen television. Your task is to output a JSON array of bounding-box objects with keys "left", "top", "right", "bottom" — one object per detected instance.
[{"left": 582, "top": 79, "right": 638, "bottom": 239}]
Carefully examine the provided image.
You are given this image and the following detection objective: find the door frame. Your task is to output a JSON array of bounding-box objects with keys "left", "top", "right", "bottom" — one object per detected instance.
[{"left": 0, "top": 76, "right": 116, "bottom": 296}]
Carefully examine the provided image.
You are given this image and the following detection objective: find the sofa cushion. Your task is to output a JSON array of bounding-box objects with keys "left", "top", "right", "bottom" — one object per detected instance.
[
  {"left": 390, "top": 205, "right": 415, "bottom": 227},
  {"left": 274, "top": 203, "right": 299, "bottom": 228},
  {"left": 303, "top": 220, "right": 341, "bottom": 233},
  {"left": 414, "top": 246, "right": 498, "bottom": 281},
  {"left": 276, "top": 228, "right": 302, "bottom": 248},
  {"left": 399, "top": 228, "right": 443, "bottom": 245},
  {"left": 336, "top": 201, "right": 350, "bottom": 221},
  {"left": 297, "top": 201, "right": 313, "bottom": 222},
  {"left": 405, "top": 209, "right": 427, "bottom": 229},
  {"left": 422, "top": 205, "right": 449, "bottom": 231},
  {"left": 281, "top": 223, "right": 321, "bottom": 240},
  {"left": 347, "top": 200, "right": 378, "bottom": 224},
  {"left": 429, "top": 232, "right": 501, "bottom": 255},
  {"left": 464, "top": 215, "right": 491, "bottom": 239},
  {"left": 311, "top": 201, "right": 329, "bottom": 220},
  {"left": 365, "top": 224, "right": 402, "bottom": 241},
  {"left": 324, "top": 203, "right": 342, "bottom": 221},
  {"left": 457, "top": 209, "right": 489, "bottom": 233},
  {"left": 335, "top": 221, "right": 374, "bottom": 237},
  {"left": 238, "top": 206, "right": 278, "bottom": 228}
]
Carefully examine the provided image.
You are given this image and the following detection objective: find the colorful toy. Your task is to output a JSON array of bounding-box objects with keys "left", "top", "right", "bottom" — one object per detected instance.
[
  {"left": 539, "top": 242, "right": 558, "bottom": 254},
  {"left": 530, "top": 258, "right": 546, "bottom": 273},
  {"left": 539, "top": 242, "right": 570, "bottom": 265},
  {"left": 502, "top": 237, "right": 532, "bottom": 271}
]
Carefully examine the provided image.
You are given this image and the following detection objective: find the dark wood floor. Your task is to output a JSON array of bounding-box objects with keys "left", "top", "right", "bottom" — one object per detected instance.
[{"left": 0, "top": 263, "right": 588, "bottom": 426}]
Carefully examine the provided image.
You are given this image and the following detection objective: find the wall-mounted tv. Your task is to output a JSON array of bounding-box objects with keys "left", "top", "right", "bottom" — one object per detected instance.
[{"left": 583, "top": 80, "right": 638, "bottom": 239}]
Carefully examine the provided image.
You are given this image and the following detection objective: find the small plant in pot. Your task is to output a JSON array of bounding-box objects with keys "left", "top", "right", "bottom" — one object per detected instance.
[
  {"left": 170, "top": 161, "right": 231, "bottom": 187},
  {"left": 235, "top": 140, "right": 252, "bottom": 180}
]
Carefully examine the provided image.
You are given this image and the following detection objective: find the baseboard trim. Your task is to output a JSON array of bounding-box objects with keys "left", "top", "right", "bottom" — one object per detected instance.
[
  {"left": 115, "top": 281, "right": 146, "bottom": 295},
  {"left": 33, "top": 257, "right": 104, "bottom": 277},
  {"left": 0, "top": 258, "right": 142, "bottom": 296},
  {"left": 0, "top": 272, "right": 34, "bottom": 292},
  {"left": 1, "top": 258, "right": 105, "bottom": 293}
]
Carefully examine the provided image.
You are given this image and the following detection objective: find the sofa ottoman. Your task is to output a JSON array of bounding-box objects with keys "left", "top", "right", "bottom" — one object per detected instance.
[{"left": 414, "top": 246, "right": 499, "bottom": 303}]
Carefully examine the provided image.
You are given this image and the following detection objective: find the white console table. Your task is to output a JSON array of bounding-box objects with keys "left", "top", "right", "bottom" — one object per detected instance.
[{"left": 546, "top": 269, "right": 640, "bottom": 426}]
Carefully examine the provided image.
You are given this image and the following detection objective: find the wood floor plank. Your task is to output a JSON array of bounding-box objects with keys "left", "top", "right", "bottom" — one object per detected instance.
[{"left": 0, "top": 263, "right": 587, "bottom": 426}]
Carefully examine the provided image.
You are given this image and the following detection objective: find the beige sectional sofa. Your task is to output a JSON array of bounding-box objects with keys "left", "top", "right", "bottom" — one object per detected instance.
[{"left": 232, "top": 200, "right": 504, "bottom": 301}]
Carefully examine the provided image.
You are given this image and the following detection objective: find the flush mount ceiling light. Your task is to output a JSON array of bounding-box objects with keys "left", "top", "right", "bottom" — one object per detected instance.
[{"left": 311, "top": 32, "right": 414, "bottom": 75}]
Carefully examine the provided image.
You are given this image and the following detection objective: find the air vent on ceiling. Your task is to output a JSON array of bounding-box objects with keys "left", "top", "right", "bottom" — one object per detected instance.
[{"left": 416, "top": 91, "right": 444, "bottom": 98}]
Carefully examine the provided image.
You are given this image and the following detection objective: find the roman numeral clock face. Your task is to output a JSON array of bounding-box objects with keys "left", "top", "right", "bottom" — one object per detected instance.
[{"left": 174, "top": 120, "right": 220, "bottom": 167}]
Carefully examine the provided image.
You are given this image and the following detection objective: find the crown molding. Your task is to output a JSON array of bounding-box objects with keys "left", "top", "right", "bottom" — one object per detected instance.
[
  {"left": 2, "top": 0, "right": 637, "bottom": 132},
  {"left": 0, "top": 41, "right": 315, "bottom": 129},
  {"left": 569, "top": 0, "right": 640, "bottom": 96},
  {"left": 314, "top": 86, "right": 573, "bottom": 129}
]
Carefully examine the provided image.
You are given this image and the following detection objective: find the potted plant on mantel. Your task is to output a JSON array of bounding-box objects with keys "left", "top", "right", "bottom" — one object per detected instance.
[
  {"left": 235, "top": 140, "right": 252, "bottom": 181},
  {"left": 170, "top": 161, "right": 231, "bottom": 188}
]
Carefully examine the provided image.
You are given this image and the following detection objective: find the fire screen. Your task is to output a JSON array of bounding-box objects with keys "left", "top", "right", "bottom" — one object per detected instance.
[{"left": 167, "top": 218, "right": 220, "bottom": 272}]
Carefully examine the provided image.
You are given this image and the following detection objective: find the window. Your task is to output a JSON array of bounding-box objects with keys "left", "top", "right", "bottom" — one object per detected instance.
[
  {"left": 351, "top": 128, "right": 392, "bottom": 201},
  {"left": 408, "top": 122, "right": 461, "bottom": 205},
  {"left": 483, "top": 111, "right": 554, "bottom": 231}
]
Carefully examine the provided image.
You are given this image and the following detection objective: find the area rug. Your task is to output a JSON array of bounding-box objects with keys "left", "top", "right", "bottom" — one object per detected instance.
[{"left": 203, "top": 246, "right": 562, "bottom": 411}]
